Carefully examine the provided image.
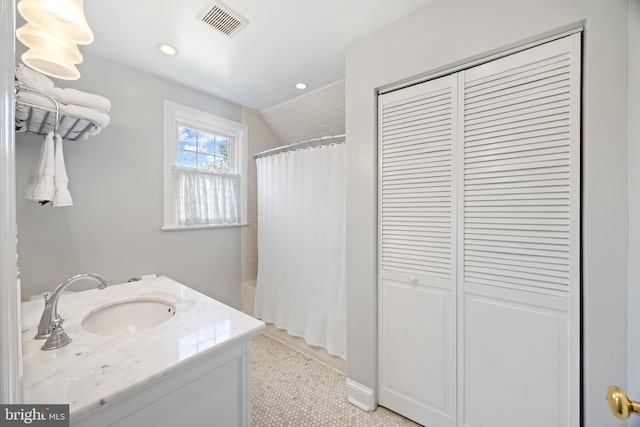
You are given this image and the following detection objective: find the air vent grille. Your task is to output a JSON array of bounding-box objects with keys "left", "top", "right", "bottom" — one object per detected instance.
[{"left": 197, "top": 1, "right": 248, "bottom": 37}]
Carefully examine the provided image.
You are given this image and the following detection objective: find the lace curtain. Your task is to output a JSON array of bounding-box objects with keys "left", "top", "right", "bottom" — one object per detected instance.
[{"left": 173, "top": 165, "right": 240, "bottom": 225}]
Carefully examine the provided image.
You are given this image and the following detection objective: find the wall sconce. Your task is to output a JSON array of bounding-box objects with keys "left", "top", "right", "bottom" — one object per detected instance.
[{"left": 16, "top": 0, "right": 93, "bottom": 80}]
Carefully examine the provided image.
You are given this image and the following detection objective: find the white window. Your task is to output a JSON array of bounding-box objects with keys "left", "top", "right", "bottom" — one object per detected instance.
[{"left": 162, "top": 100, "right": 247, "bottom": 230}]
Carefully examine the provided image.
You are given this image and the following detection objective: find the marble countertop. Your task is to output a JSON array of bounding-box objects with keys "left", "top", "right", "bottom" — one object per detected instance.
[{"left": 21, "top": 276, "right": 264, "bottom": 419}]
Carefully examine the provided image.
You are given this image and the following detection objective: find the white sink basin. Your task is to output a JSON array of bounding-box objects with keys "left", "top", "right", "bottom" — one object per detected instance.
[{"left": 82, "top": 297, "right": 176, "bottom": 336}]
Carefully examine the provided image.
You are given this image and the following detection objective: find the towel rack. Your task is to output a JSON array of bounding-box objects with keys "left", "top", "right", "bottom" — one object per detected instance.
[{"left": 14, "top": 84, "right": 97, "bottom": 141}]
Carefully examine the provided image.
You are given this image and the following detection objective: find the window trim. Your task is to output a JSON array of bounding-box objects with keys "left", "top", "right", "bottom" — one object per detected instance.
[{"left": 162, "top": 100, "right": 248, "bottom": 230}]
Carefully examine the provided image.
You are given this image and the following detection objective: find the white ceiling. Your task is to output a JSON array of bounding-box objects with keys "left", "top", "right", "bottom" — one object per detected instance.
[
  {"left": 263, "top": 80, "right": 345, "bottom": 144},
  {"left": 81, "top": 0, "right": 431, "bottom": 111}
]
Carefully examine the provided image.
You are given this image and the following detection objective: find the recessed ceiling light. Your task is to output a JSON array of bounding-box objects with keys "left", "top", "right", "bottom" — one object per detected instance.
[
  {"left": 296, "top": 82, "right": 308, "bottom": 90},
  {"left": 157, "top": 43, "right": 178, "bottom": 56}
]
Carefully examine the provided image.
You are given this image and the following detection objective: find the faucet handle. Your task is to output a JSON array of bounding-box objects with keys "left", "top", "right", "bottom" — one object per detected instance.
[
  {"left": 42, "top": 291, "right": 52, "bottom": 304},
  {"left": 41, "top": 317, "right": 72, "bottom": 351}
]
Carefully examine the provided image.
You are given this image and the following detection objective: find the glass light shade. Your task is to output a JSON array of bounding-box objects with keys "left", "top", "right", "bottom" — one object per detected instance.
[
  {"left": 16, "top": 23, "right": 83, "bottom": 64},
  {"left": 17, "top": 0, "right": 94, "bottom": 45},
  {"left": 22, "top": 48, "right": 80, "bottom": 80}
]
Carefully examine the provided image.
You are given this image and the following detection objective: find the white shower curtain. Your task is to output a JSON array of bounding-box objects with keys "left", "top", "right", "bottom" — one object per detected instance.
[{"left": 254, "top": 143, "right": 346, "bottom": 359}]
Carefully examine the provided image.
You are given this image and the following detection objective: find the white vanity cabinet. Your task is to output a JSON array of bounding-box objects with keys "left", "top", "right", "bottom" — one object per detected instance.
[
  {"left": 75, "top": 341, "right": 252, "bottom": 427},
  {"left": 21, "top": 277, "right": 264, "bottom": 427}
]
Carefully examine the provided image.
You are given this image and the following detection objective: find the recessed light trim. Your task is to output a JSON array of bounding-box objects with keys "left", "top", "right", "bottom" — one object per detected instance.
[
  {"left": 158, "top": 43, "right": 178, "bottom": 56},
  {"left": 296, "top": 82, "right": 308, "bottom": 90}
]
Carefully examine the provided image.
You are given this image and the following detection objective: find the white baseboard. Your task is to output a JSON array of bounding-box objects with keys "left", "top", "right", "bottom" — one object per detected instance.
[{"left": 346, "top": 378, "right": 376, "bottom": 412}]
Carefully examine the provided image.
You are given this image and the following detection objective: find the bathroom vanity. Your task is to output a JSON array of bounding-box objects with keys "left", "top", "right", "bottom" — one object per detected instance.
[{"left": 21, "top": 276, "right": 264, "bottom": 427}]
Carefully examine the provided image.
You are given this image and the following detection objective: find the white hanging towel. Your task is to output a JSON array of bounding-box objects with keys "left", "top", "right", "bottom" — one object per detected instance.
[
  {"left": 24, "top": 131, "right": 55, "bottom": 203},
  {"left": 52, "top": 134, "right": 73, "bottom": 207}
]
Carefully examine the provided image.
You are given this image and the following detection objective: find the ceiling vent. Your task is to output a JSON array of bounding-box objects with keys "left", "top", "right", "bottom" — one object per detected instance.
[{"left": 196, "top": 1, "right": 248, "bottom": 37}]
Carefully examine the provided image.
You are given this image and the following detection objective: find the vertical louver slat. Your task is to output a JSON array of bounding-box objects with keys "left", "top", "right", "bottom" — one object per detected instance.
[
  {"left": 462, "top": 52, "right": 573, "bottom": 296},
  {"left": 381, "top": 79, "right": 455, "bottom": 280}
]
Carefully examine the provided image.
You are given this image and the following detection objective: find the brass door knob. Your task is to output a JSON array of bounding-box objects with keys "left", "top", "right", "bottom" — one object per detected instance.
[{"left": 607, "top": 385, "right": 640, "bottom": 419}]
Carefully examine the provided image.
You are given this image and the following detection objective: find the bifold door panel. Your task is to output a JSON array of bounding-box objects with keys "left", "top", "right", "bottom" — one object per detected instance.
[{"left": 379, "top": 73, "right": 458, "bottom": 427}]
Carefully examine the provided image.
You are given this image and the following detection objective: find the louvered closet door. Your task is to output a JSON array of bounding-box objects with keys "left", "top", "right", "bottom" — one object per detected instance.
[
  {"left": 378, "top": 74, "right": 458, "bottom": 427},
  {"left": 459, "top": 34, "right": 580, "bottom": 427}
]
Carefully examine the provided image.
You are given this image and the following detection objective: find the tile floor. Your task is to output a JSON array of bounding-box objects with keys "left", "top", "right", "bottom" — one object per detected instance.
[{"left": 251, "top": 333, "right": 421, "bottom": 426}]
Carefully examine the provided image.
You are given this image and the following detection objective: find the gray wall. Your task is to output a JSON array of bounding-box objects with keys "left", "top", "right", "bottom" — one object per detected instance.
[
  {"left": 16, "top": 54, "right": 245, "bottom": 308},
  {"left": 345, "top": 1, "right": 629, "bottom": 425}
]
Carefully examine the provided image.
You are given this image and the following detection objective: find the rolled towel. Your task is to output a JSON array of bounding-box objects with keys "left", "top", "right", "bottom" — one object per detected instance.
[
  {"left": 15, "top": 90, "right": 110, "bottom": 128},
  {"left": 15, "top": 87, "right": 57, "bottom": 108},
  {"left": 15, "top": 99, "right": 57, "bottom": 133},
  {"left": 14, "top": 103, "right": 30, "bottom": 131},
  {"left": 24, "top": 132, "right": 55, "bottom": 203},
  {"left": 15, "top": 90, "right": 111, "bottom": 138},
  {"left": 52, "top": 134, "right": 73, "bottom": 207},
  {"left": 15, "top": 103, "right": 29, "bottom": 122},
  {"left": 16, "top": 63, "right": 111, "bottom": 113},
  {"left": 64, "top": 102, "right": 111, "bottom": 130},
  {"left": 15, "top": 63, "right": 54, "bottom": 94},
  {"left": 52, "top": 87, "right": 111, "bottom": 113}
]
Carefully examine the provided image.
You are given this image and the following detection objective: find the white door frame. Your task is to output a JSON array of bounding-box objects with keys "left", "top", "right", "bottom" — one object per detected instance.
[
  {"left": 628, "top": 0, "right": 640, "bottom": 419},
  {"left": 0, "top": 0, "right": 22, "bottom": 403}
]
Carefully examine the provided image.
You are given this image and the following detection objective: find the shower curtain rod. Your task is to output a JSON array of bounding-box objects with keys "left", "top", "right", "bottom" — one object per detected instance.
[{"left": 254, "top": 133, "right": 345, "bottom": 159}]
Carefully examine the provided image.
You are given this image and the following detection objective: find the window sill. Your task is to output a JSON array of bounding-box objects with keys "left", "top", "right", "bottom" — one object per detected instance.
[{"left": 161, "top": 223, "right": 248, "bottom": 232}]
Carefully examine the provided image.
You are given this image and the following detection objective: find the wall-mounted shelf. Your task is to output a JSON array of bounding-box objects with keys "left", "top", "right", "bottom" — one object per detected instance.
[{"left": 15, "top": 85, "right": 98, "bottom": 141}]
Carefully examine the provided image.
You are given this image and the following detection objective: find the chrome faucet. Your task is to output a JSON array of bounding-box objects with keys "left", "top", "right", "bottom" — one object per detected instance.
[{"left": 35, "top": 273, "right": 107, "bottom": 350}]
